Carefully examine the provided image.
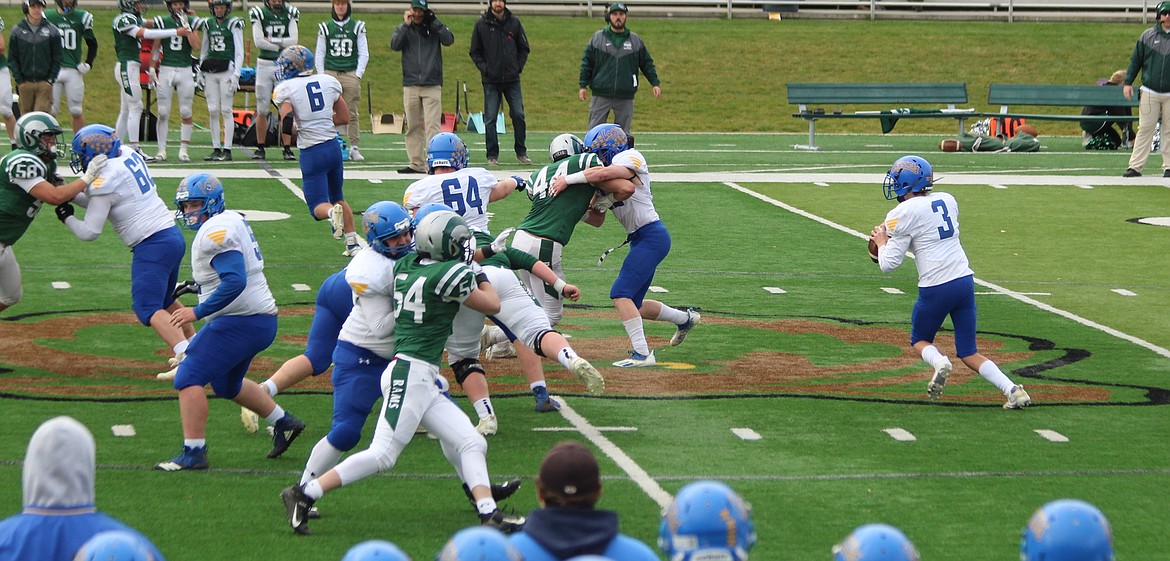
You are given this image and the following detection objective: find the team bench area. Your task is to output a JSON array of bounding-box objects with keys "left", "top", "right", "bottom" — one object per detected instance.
[
  {"left": 982, "top": 83, "right": 1139, "bottom": 123},
  {"left": 787, "top": 82, "right": 974, "bottom": 150}
]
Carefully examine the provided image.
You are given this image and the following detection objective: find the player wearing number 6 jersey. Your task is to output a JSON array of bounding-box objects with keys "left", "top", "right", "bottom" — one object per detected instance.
[
  {"left": 273, "top": 45, "right": 359, "bottom": 256},
  {"left": 58, "top": 124, "right": 195, "bottom": 373},
  {"left": 871, "top": 155, "right": 1031, "bottom": 410},
  {"left": 316, "top": 0, "right": 368, "bottom": 161}
]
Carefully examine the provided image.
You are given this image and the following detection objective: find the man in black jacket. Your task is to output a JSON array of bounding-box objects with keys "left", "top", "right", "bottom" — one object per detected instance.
[
  {"left": 9, "top": 0, "right": 62, "bottom": 114},
  {"left": 469, "top": 0, "right": 530, "bottom": 165},
  {"left": 390, "top": 0, "right": 453, "bottom": 174}
]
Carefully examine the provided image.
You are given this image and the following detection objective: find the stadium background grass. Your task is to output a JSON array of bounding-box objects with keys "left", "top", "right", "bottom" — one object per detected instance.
[{"left": 1, "top": 10, "right": 1168, "bottom": 561}]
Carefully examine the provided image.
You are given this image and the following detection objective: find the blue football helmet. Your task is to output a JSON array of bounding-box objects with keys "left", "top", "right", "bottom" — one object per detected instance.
[
  {"left": 436, "top": 527, "right": 521, "bottom": 561},
  {"left": 584, "top": 124, "right": 627, "bottom": 166},
  {"left": 832, "top": 523, "right": 920, "bottom": 561},
  {"left": 414, "top": 210, "right": 473, "bottom": 263},
  {"left": 74, "top": 530, "right": 154, "bottom": 561},
  {"left": 70, "top": 124, "right": 121, "bottom": 174},
  {"left": 659, "top": 481, "right": 757, "bottom": 561},
  {"left": 426, "top": 132, "right": 469, "bottom": 173},
  {"left": 275, "top": 45, "right": 313, "bottom": 81},
  {"left": 340, "top": 540, "right": 411, "bottom": 561},
  {"left": 1021, "top": 499, "right": 1114, "bottom": 561},
  {"left": 412, "top": 202, "right": 457, "bottom": 225},
  {"left": 883, "top": 155, "right": 934, "bottom": 201},
  {"left": 363, "top": 201, "right": 415, "bottom": 259},
  {"left": 549, "top": 133, "right": 586, "bottom": 162},
  {"left": 175, "top": 173, "right": 226, "bottom": 231}
]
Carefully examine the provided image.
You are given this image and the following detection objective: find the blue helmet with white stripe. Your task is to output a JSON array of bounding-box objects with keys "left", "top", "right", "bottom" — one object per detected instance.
[
  {"left": 276, "top": 45, "right": 314, "bottom": 81},
  {"left": 70, "top": 124, "right": 121, "bottom": 174},
  {"left": 832, "top": 523, "right": 920, "bottom": 561},
  {"left": 362, "top": 201, "right": 415, "bottom": 259},
  {"left": 175, "top": 173, "right": 226, "bottom": 231},
  {"left": 427, "top": 133, "right": 469, "bottom": 173}
]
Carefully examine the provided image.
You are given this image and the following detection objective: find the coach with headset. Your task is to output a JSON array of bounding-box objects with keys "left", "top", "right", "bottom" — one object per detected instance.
[{"left": 577, "top": 2, "right": 660, "bottom": 132}]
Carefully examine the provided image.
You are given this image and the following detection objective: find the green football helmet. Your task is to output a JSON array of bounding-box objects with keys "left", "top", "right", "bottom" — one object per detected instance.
[
  {"left": 117, "top": 0, "right": 140, "bottom": 13},
  {"left": 15, "top": 111, "right": 63, "bottom": 159},
  {"left": 414, "top": 210, "right": 473, "bottom": 263},
  {"left": 1159, "top": 1, "right": 1170, "bottom": 15}
]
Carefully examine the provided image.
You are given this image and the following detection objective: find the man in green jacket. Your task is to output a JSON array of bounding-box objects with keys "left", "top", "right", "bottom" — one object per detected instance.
[
  {"left": 1123, "top": 0, "right": 1170, "bottom": 177},
  {"left": 9, "top": 0, "right": 62, "bottom": 114},
  {"left": 577, "top": 2, "right": 660, "bottom": 132}
]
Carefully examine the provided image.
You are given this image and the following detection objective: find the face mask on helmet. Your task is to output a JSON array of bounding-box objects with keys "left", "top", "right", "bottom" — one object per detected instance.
[
  {"left": 265, "top": 0, "right": 284, "bottom": 12},
  {"left": 174, "top": 173, "right": 227, "bottom": 231},
  {"left": 883, "top": 155, "right": 934, "bottom": 201},
  {"left": 426, "top": 133, "right": 469, "bottom": 173},
  {"left": 167, "top": 0, "right": 189, "bottom": 17},
  {"left": 15, "top": 112, "right": 64, "bottom": 159},
  {"left": 70, "top": 124, "right": 121, "bottom": 174},
  {"left": 362, "top": 201, "right": 415, "bottom": 259},
  {"left": 549, "top": 133, "right": 586, "bottom": 162},
  {"left": 413, "top": 210, "right": 473, "bottom": 263},
  {"left": 275, "top": 45, "right": 314, "bottom": 81},
  {"left": 584, "top": 124, "right": 627, "bottom": 166}
]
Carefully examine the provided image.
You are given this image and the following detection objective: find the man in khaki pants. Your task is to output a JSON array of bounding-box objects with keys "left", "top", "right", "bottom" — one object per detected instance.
[
  {"left": 390, "top": 0, "right": 453, "bottom": 174},
  {"left": 1123, "top": 0, "right": 1170, "bottom": 178},
  {"left": 9, "top": 0, "right": 62, "bottom": 114},
  {"left": 317, "top": 0, "right": 368, "bottom": 161}
]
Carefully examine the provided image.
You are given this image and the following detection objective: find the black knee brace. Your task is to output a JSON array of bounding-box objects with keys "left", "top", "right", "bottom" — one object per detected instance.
[
  {"left": 451, "top": 358, "right": 486, "bottom": 386},
  {"left": 530, "top": 329, "right": 558, "bottom": 358},
  {"left": 281, "top": 113, "right": 295, "bottom": 136}
]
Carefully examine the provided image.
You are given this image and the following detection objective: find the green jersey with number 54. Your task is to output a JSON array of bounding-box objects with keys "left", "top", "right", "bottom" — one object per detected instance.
[
  {"left": 391, "top": 253, "right": 476, "bottom": 365},
  {"left": 0, "top": 151, "right": 55, "bottom": 245}
]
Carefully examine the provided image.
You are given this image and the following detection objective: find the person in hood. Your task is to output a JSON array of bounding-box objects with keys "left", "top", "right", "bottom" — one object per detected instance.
[
  {"left": 509, "top": 440, "right": 658, "bottom": 561},
  {"left": 0, "top": 416, "right": 167, "bottom": 561}
]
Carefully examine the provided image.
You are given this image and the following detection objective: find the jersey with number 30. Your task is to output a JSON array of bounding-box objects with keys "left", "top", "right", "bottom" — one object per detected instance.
[
  {"left": 402, "top": 168, "right": 500, "bottom": 233},
  {"left": 272, "top": 73, "right": 342, "bottom": 149},
  {"left": 191, "top": 210, "right": 277, "bottom": 320},
  {"left": 85, "top": 146, "right": 175, "bottom": 247},
  {"left": 0, "top": 150, "right": 54, "bottom": 245},
  {"left": 391, "top": 253, "right": 475, "bottom": 365},
  {"left": 608, "top": 148, "right": 659, "bottom": 234},
  {"left": 880, "top": 191, "right": 972, "bottom": 288}
]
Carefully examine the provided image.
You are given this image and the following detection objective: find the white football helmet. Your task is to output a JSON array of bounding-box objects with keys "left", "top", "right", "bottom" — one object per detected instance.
[{"left": 549, "top": 133, "right": 585, "bottom": 162}]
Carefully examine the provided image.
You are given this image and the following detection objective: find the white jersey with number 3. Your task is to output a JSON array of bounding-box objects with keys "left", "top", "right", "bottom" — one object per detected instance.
[
  {"left": 191, "top": 210, "right": 278, "bottom": 320},
  {"left": 85, "top": 146, "right": 174, "bottom": 247},
  {"left": 608, "top": 148, "right": 659, "bottom": 234},
  {"left": 880, "top": 191, "right": 973, "bottom": 288},
  {"left": 402, "top": 167, "right": 500, "bottom": 233},
  {"left": 272, "top": 73, "right": 342, "bottom": 149}
]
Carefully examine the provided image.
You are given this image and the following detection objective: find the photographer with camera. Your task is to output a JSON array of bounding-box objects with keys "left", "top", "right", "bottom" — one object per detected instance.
[
  {"left": 578, "top": 2, "right": 660, "bottom": 132},
  {"left": 390, "top": 0, "right": 453, "bottom": 174}
]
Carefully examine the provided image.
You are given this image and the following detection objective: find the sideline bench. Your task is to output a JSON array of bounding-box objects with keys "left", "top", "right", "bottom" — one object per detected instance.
[
  {"left": 982, "top": 84, "right": 1139, "bottom": 123},
  {"left": 787, "top": 82, "right": 974, "bottom": 151}
]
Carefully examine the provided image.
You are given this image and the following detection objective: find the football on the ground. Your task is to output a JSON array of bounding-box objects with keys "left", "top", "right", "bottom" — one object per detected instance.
[
  {"left": 1018, "top": 124, "right": 1039, "bottom": 137},
  {"left": 940, "top": 139, "right": 961, "bottom": 152},
  {"left": 868, "top": 238, "right": 880, "bottom": 263}
]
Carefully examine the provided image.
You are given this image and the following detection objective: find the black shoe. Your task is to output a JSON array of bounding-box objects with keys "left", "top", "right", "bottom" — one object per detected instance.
[
  {"left": 307, "top": 506, "right": 320, "bottom": 519},
  {"left": 217, "top": 150, "right": 233, "bottom": 162},
  {"left": 204, "top": 149, "right": 222, "bottom": 161},
  {"left": 252, "top": 146, "right": 266, "bottom": 160},
  {"left": 172, "top": 279, "right": 199, "bottom": 299},
  {"left": 398, "top": 166, "right": 424, "bottom": 174},
  {"left": 283, "top": 147, "right": 297, "bottom": 161},
  {"left": 1163, "top": 169, "right": 1170, "bottom": 178},
  {"left": 462, "top": 478, "right": 522, "bottom": 507},
  {"left": 280, "top": 485, "right": 315, "bottom": 535},
  {"left": 268, "top": 413, "right": 305, "bottom": 458},
  {"left": 479, "top": 509, "right": 525, "bottom": 534},
  {"left": 1123, "top": 168, "right": 1142, "bottom": 177}
]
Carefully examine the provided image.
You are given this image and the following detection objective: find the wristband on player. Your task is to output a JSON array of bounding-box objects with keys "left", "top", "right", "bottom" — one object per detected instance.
[
  {"left": 475, "top": 272, "right": 490, "bottom": 285},
  {"left": 481, "top": 246, "right": 496, "bottom": 259},
  {"left": 553, "top": 278, "right": 567, "bottom": 295},
  {"left": 564, "top": 171, "right": 587, "bottom": 185}
]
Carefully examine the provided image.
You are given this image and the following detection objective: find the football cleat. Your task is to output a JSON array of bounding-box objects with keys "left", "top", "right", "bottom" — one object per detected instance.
[
  {"left": 178, "top": 146, "right": 191, "bottom": 162},
  {"left": 280, "top": 485, "right": 315, "bottom": 535},
  {"left": 241, "top": 406, "right": 260, "bottom": 433},
  {"left": 349, "top": 146, "right": 365, "bottom": 161},
  {"left": 307, "top": 506, "right": 320, "bottom": 519},
  {"left": 154, "top": 151, "right": 167, "bottom": 162},
  {"left": 479, "top": 509, "right": 525, "bottom": 534},
  {"left": 283, "top": 146, "right": 297, "bottom": 161},
  {"left": 268, "top": 413, "right": 305, "bottom": 458},
  {"left": 926, "top": 358, "right": 952, "bottom": 401},
  {"left": 475, "top": 414, "right": 498, "bottom": 436},
  {"left": 217, "top": 149, "right": 232, "bottom": 162},
  {"left": 1004, "top": 385, "right": 1032, "bottom": 409},
  {"left": 172, "top": 279, "right": 199, "bottom": 299},
  {"left": 462, "top": 478, "right": 522, "bottom": 507},
  {"left": 670, "top": 308, "right": 702, "bottom": 346},
  {"left": 485, "top": 340, "right": 516, "bottom": 360},
  {"left": 613, "top": 350, "right": 655, "bottom": 368},
  {"left": 251, "top": 146, "right": 266, "bottom": 160},
  {"left": 330, "top": 203, "right": 345, "bottom": 240},
  {"left": 155, "top": 352, "right": 185, "bottom": 381},
  {"left": 533, "top": 386, "right": 560, "bottom": 412},
  {"left": 154, "top": 445, "right": 208, "bottom": 471},
  {"left": 204, "top": 148, "right": 222, "bottom": 162},
  {"left": 570, "top": 357, "right": 605, "bottom": 395}
]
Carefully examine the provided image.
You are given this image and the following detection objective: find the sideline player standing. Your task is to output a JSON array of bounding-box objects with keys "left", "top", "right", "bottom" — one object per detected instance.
[
  {"left": 112, "top": 0, "right": 190, "bottom": 157},
  {"left": 316, "top": 0, "right": 368, "bottom": 162},
  {"left": 273, "top": 45, "right": 359, "bottom": 256},
  {"left": 157, "top": 172, "right": 306, "bottom": 471},
  {"left": 552, "top": 123, "right": 700, "bottom": 367},
  {"left": 0, "top": 18, "right": 16, "bottom": 145},
  {"left": 149, "top": 0, "right": 201, "bottom": 162},
  {"left": 871, "top": 155, "right": 1031, "bottom": 409},
  {"left": 46, "top": 0, "right": 98, "bottom": 133},
  {"left": 197, "top": 0, "right": 243, "bottom": 162},
  {"left": 248, "top": 0, "right": 298, "bottom": 160}
]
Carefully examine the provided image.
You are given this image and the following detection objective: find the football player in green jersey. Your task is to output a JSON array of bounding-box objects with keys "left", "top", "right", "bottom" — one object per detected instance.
[
  {"left": 317, "top": 0, "right": 368, "bottom": 161},
  {"left": 46, "top": 0, "right": 98, "bottom": 133},
  {"left": 148, "top": 0, "right": 201, "bottom": 162},
  {"left": 197, "top": 0, "right": 243, "bottom": 161},
  {"left": 248, "top": 0, "right": 298, "bottom": 160},
  {"left": 112, "top": 0, "right": 190, "bottom": 158},
  {"left": 0, "top": 112, "right": 108, "bottom": 314}
]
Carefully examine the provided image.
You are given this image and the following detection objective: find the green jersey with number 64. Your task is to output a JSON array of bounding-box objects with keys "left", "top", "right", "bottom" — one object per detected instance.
[
  {"left": 391, "top": 253, "right": 476, "bottom": 365},
  {"left": 0, "top": 151, "right": 55, "bottom": 245},
  {"left": 519, "top": 152, "right": 604, "bottom": 246},
  {"left": 318, "top": 19, "right": 363, "bottom": 72}
]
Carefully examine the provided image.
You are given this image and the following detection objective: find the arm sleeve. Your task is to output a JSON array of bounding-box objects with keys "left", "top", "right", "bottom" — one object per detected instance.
[
  {"left": 64, "top": 192, "right": 111, "bottom": 241},
  {"left": 389, "top": 24, "right": 407, "bottom": 51},
  {"left": 314, "top": 27, "right": 325, "bottom": 74},
  {"left": 436, "top": 21, "right": 454, "bottom": 46},
  {"left": 468, "top": 23, "right": 485, "bottom": 72},
  {"left": 193, "top": 250, "right": 246, "bottom": 318},
  {"left": 49, "top": 30, "right": 62, "bottom": 81},
  {"left": 9, "top": 32, "right": 21, "bottom": 83},
  {"left": 83, "top": 34, "right": 98, "bottom": 65},
  {"left": 358, "top": 292, "right": 396, "bottom": 339},
  {"left": 516, "top": 25, "right": 529, "bottom": 72},
  {"left": 284, "top": 18, "right": 299, "bottom": 48},
  {"left": 252, "top": 20, "right": 280, "bottom": 51},
  {"left": 232, "top": 26, "right": 244, "bottom": 75},
  {"left": 639, "top": 43, "right": 659, "bottom": 86},
  {"left": 503, "top": 247, "right": 538, "bottom": 271},
  {"left": 355, "top": 25, "right": 369, "bottom": 77},
  {"left": 1126, "top": 39, "right": 1143, "bottom": 86},
  {"left": 141, "top": 27, "right": 179, "bottom": 40}
]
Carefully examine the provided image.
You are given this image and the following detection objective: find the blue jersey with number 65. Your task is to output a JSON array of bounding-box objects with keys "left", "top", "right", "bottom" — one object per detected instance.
[{"left": 272, "top": 73, "right": 343, "bottom": 150}]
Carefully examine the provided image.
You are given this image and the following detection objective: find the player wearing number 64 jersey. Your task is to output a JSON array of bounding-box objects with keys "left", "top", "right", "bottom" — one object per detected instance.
[{"left": 57, "top": 124, "right": 195, "bottom": 372}]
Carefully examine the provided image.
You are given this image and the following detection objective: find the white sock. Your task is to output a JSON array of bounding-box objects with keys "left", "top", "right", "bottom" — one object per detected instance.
[
  {"left": 475, "top": 497, "right": 498, "bottom": 516},
  {"left": 261, "top": 379, "right": 279, "bottom": 397},
  {"left": 301, "top": 438, "right": 344, "bottom": 485},
  {"left": 209, "top": 119, "right": 220, "bottom": 149},
  {"left": 623, "top": 317, "right": 650, "bottom": 355},
  {"left": 184, "top": 438, "right": 206, "bottom": 449},
  {"left": 346, "top": 232, "right": 358, "bottom": 245},
  {"left": 173, "top": 340, "right": 189, "bottom": 356},
  {"left": 303, "top": 479, "right": 324, "bottom": 500},
  {"left": 473, "top": 398, "right": 493, "bottom": 419},
  {"left": 978, "top": 360, "right": 1015, "bottom": 394},
  {"left": 556, "top": 346, "right": 578, "bottom": 369},
  {"left": 265, "top": 405, "right": 285, "bottom": 425},
  {"left": 920, "top": 345, "right": 946, "bottom": 369},
  {"left": 530, "top": 380, "right": 547, "bottom": 391},
  {"left": 181, "top": 123, "right": 192, "bottom": 143},
  {"left": 655, "top": 305, "right": 689, "bottom": 325}
]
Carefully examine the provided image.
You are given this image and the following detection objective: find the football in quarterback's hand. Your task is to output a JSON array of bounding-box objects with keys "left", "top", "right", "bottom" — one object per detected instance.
[{"left": 868, "top": 238, "right": 880, "bottom": 263}]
